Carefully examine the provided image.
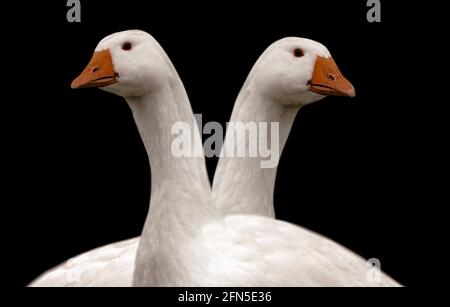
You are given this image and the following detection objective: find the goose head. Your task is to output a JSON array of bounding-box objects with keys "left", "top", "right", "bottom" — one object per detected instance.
[
  {"left": 71, "top": 30, "right": 171, "bottom": 98},
  {"left": 250, "top": 37, "right": 355, "bottom": 107}
]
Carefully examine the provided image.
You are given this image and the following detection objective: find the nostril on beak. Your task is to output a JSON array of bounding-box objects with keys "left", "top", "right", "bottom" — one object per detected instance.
[
  {"left": 328, "top": 74, "right": 337, "bottom": 81},
  {"left": 92, "top": 67, "right": 100, "bottom": 73}
]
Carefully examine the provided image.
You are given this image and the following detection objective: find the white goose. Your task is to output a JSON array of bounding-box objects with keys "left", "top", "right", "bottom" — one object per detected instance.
[
  {"left": 213, "top": 38, "right": 355, "bottom": 217},
  {"left": 31, "top": 31, "right": 400, "bottom": 287},
  {"left": 30, "top": 30, "right": 210, "bottom": 287},
  {"left": 130, "top": 37, "right": 400, "bottom": 287}
]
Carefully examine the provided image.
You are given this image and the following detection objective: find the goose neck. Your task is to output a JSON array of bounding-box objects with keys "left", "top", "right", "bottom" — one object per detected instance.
[
  {"left": 129, "top": 79, "right": 218, "bottom": 233},
  {"left": 213, "top": 86, "right": 301, "bottom": 217}
]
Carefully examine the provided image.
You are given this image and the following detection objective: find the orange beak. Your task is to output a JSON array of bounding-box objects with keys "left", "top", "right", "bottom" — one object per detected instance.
[
  {"left": 308, "top": 56, "right": 356, "bottom": 98},
  {"left": 71, "top": 49, "right": 118, "bottom": 89}
]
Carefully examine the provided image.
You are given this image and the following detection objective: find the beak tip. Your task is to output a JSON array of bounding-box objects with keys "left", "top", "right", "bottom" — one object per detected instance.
[
  {"left": 341, "top": 83, "right": 356, "bottom": 98},
  {"left": 71, "top": 78, "right": 80, "bottom": 89}
]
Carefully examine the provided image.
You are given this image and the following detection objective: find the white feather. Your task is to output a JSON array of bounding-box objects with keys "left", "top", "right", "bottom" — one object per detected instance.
[
  {"left": 30, "top": 238, "right": 138, "bottom": 287},
  {"left": 31, "top": 32, "right": 401, "bottom": 287}
]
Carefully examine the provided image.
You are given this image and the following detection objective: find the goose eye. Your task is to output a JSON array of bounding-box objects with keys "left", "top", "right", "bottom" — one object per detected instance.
[
  {"left": 122, "top": 42, "right": 133, "bottom": 51},
  {"left": 293, "top": 48, "right": 304, "bottom": 58}
]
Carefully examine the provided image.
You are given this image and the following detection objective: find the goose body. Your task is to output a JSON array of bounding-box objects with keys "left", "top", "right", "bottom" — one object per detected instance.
[
  {"left": 30, "top": 238, "right": 138, "bottom": 287},
  {"left": 32, "top": 220, "right": 399, "bottom": 287},
  {"left": 31, "top": 31, "right": 400, "bottom": 287},
  {"left": 155, "top": 215, "right": 399, "bottom": 286}
]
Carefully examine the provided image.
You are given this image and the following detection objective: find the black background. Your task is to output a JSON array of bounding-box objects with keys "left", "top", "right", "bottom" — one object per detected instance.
[{"left": 5, "top": 1, "right": 430, "bottom": 287}]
